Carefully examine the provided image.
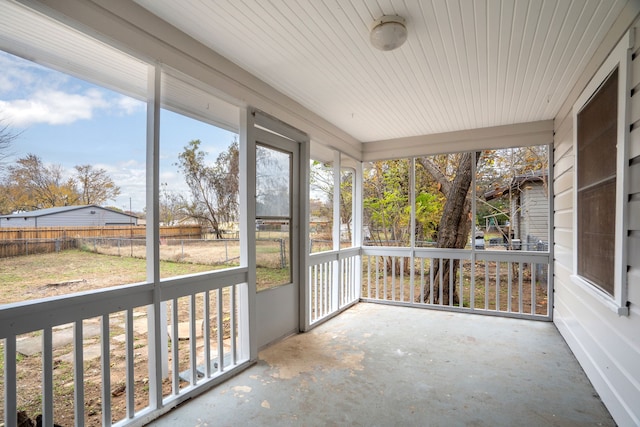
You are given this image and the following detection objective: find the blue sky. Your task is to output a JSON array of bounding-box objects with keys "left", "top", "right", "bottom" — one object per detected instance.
[{"left": 0, "top": 51, "right": 237, "bottom": 212}]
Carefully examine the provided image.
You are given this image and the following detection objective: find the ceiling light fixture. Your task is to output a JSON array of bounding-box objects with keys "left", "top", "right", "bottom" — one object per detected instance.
[{"left": 370, "top": 15, "right": 407, "bottom": 51}]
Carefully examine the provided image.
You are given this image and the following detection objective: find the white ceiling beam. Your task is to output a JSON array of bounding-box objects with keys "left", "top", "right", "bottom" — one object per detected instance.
[{"left": 362, "top": 120, "right": 554, "bottom": 161}]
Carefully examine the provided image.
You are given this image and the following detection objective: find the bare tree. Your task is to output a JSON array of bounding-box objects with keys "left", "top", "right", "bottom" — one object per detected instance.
[
  {"left": 0, "top": 121, "right": 19, "bottom": 165},
  {"left": 74, "top": 164, "right": 121, "bottom": 205},
  {"left": 177, "top": 139, "right": 239, "bottom": 238},
  {"left": 4, "top": 154, "right": 79, "bottom": 211}
]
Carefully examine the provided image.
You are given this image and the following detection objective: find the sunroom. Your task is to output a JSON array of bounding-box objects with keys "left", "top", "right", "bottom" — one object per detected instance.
[{"left": 0, "top": 1, "right": 639, "bottom": 426}]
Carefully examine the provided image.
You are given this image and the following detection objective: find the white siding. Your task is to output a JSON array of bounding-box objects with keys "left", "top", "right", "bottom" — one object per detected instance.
[
  {"left": 553, "top": 10, "right": 640, "bottom": 427},
  {"left": 0, "top": 207, "right": 136, "bottom": 227},
  {"left": 0, "top": 217, "right": 37, "bottom": 227},
  {"left": 520, "top": 184, "right": 549, "bottom": 247}
]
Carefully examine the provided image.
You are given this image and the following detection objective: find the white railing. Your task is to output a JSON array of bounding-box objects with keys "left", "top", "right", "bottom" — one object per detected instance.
[
  {"left": 362, "top": 247, "right": 551, "bottom": 320},
  {"left": 0, "top": 268, "right": 250, "bottom": 427},
  {"left": 308, "top": 248, "right": 360, "bottom": 325}
]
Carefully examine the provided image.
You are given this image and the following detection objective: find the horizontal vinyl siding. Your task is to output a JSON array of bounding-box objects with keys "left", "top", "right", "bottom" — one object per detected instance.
[
  {"left": 552, "top": 10, "right": 640, "bottom": 427},
  {"left": 38, "top": 207, "right": 135, "bottom": 227},
  {"left": 521, "top": 186, "right": 549, "bottom": 243}
]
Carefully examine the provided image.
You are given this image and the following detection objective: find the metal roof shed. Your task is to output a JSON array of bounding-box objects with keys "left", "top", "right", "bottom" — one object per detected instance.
[{"left": 0, "top": 205, "right": 138, "bottom": 228}]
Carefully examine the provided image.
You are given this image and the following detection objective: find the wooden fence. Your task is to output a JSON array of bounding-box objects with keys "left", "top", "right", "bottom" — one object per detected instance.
[
  {"left": 0, "top": 225, "right": 202, "bottom": 240},
  {"left": 0, "top": 225, "right": 203, "bottom": 258}
]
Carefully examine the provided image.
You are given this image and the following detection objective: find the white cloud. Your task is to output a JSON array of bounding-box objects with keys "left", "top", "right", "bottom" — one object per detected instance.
[
  {"left": 115, "top": 96, "right": 144, "bottom": 115},
  {"left": 0, "top": 51, "right": 143, "bottom": 128},
  {"left": 0, "top": 89, "right": 109, "bottom": 126}
]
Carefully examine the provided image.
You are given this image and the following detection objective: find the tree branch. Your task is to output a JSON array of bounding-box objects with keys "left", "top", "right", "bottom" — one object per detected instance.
[{"left": 416, "top": 157, "right": 451, "bottom": 197}]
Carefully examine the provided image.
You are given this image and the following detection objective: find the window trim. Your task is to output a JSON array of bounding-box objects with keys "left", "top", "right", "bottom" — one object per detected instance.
[{"left": 571, "top": 30, "right": 632, "bottom": 316}]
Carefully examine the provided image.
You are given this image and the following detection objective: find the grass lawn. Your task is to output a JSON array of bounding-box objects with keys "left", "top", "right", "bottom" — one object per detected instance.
[
  {"left": 0, "top": 249, "right": 229, "bottom": 305},
  {"left": 1, "top": 249, "right": 292, "bottom": 305}
]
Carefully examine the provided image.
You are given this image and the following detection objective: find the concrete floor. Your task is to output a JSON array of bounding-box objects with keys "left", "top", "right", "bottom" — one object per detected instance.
[{"left": 149, "top": 303, "right": 614, "bottom": 427}]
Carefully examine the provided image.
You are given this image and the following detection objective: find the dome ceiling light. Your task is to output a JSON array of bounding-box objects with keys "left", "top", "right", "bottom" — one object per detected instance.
[{"left": 369, "top": 15, "right": 407, "bottom": 51}]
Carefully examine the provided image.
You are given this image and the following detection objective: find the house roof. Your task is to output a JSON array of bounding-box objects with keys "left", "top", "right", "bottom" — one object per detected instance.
[
  {"left": 484, "top": 170, "right": 548, "bottom": 201},
  {"left": 0, "top": 205, "right": 137, "bottom": 219},
  {"left": 0, "top": 1, "right": 630, "bottom": 158}
]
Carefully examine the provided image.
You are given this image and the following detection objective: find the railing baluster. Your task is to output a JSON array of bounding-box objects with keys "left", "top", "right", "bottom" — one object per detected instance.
[
  {"left": 484, "top": 260, "right": 489, "bottom": 310},
  {"left": 322, "top": 263, "right": 327, "bottom": 317},
  {"left": 171, "top": 298, "right": 179, "bottom": 395},
  {"left": 391, "top": 256, "right": 396, "bottom": 301},
  {"left": 217, "top": 288, "right": 224, "bottom": 373},
  {"left": 383, "top": 256, "right": 388, "bottom": 300},
  {"left": 496, "top": 262, "right": 501, "bottom": 311},
  {"left": 231, "top": 285, "right": 237, "bottom": 365},
  {"left": 74, "top": 321, "right": 85, "bottom": 425},
  {"left": 438, "top": 258, "right": 443, "bottom": 305},
  {"left": 470, "top": 258, "right": 475, "bottom": 310},
  {"left": 317, "top": 264, "right": 321, "bottom": 318},
  {"left": 340, "top": 258, "right": 344, "bottom": 306},
  {"left": 367, "top": 256, "right": 371, "bottom": 299},
  {"left": 518, "top": 262, "right": 524, "bottom": 313},
  {"left": 449, "top": 259, "right": 454, "bottom": 306},
  {"left": 420, "top": 257, "right": 424, "bottom": 304},
  {"left": 400, "top": 257, "right": 405, "bottom": 302},
  {"left": 429, "top": 258, "right": 434, "bottom": 305},
  {"left": 459, "top": 260, "right": 464, "bottom": 308},
  {"left": 322, "top": 262, "right": 327, "bottom": 316},
  {"left": 531, "top": 263, "right": 537, "bottom": 315},
  {"left": 101, "top": 314, "right": 111, "bottom": 426},
  {"left": 375, "top": 255, "right": 380, "bottom": 300},
  {"left": 43, "top": 327, "right": 54, "bottom": 426},
  {"left": 349, "top": 257, "right": 353, "bottom": 302},
  {"left": 126, "top": 310, "right": 135, "bottom": 419},
  {"left": 507, "top": 262, "right": 513, "bottom": 312},
  {"left": 189, "top": 294, "right": 197, "bottom": 385},
  {"left": 316, "top": 264, "right": 321, "bottom": 319},
  {"left": 4, "top": 336, "right": 17, "bottom": 427},
  {"left": 204, "top": 291, "right": 211, "bottom": 378},
  {"left": 312, "top": 264, "right": 317, "bottom": 321}
]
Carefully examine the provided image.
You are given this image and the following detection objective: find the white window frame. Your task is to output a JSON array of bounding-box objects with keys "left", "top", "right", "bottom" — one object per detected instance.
[{"left": 571, "top": 30, "right": 633, "bottom": 316}]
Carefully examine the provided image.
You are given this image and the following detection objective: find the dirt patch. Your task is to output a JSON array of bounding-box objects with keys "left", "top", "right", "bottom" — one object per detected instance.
[{"left": 260, "top": 331, "right": 364, "bottom": 380}]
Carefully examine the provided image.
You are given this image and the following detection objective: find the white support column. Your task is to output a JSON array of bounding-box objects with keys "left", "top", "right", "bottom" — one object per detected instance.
[
  {"left": 332, "top": 151, "right": 341, "bottom": 310},
  {"left": 470, "top": 151, "right": 478, "bottom": 309},
  {"left": 333, "top": 150, "right": 341, "bottom": 252},
  {"left": 146, "top": 63, "right": 167, "bottom": 409},
  {"left": 300, "top": 137, "right": 311, "bottom": 331},
  {"left": 239, "top": 108, "right": 257, "bottom": 361},
  {"left": 354, "top": 160, "right": 364, "bottom": 299},
  {"left": 547, "top": 142, "right": 555, "bottom": 319},
  {"left": 409, "top": 158, "right": 416, "bottom": 302}
]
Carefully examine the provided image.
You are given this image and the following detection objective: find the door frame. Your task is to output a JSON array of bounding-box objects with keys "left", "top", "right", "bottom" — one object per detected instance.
[{"left": 240, "top": 109, "right": 310, "bottom": 360}]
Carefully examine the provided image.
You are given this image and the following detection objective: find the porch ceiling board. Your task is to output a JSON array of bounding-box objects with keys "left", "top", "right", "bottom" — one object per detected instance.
[
  {"left": 132, "top": 0, "right": 627, "bottom": 145},
  {"left": 0, "top": 1, "right": 148, "bottom": 101}
]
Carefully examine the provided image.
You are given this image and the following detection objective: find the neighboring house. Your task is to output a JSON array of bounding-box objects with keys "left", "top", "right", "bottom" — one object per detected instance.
[
  {"left": 0, "top": 205, "right": 138, "bottom": 228},
  {"left": 485, "top": 171, "right": 549, "bottom": 250}
]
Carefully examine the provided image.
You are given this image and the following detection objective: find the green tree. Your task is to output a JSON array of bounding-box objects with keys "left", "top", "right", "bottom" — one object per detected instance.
[{"left": 363, "top": 159, "right": 411, "bottom": 246}]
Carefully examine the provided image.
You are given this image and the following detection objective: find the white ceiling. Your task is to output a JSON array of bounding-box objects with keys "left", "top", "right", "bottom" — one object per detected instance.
[{"left": 133, "top": 0, "right": 627, "bottom": 143}]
